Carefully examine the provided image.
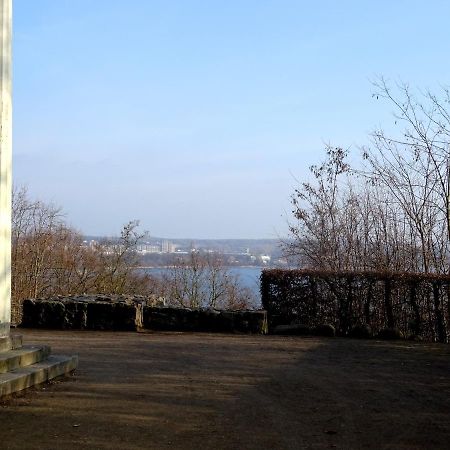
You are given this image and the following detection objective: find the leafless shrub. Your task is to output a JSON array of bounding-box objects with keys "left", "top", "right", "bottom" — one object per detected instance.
[{"left": 156, "top": 251, "right": 256, "bottom": 309}]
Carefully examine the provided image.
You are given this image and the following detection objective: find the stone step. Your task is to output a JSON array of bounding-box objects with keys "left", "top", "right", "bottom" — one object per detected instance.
[
  {"left": 0, "top": 345, "right": 51, "bottom": 374},
  {"left": 0, "top": 335, "right": 23, "bottom": 353},
  {"left": 0, "top": 354, "right": 78, "bottom": 397}
]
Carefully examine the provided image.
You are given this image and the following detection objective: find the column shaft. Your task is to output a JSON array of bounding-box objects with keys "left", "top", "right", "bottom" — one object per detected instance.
[{"left": 0, "top": 0, "right": 12, "bottom": 337}]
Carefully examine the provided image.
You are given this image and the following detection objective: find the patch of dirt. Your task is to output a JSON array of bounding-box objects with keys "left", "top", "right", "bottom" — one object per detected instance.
[{"left": 1, "top": 330, "right": 449, "bottom": 449}]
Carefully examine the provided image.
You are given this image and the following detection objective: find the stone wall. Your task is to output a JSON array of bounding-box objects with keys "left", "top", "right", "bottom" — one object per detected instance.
[
  {"left": 20, "top": 295, "right": 268, "bottom": 335},
  {"left": 142, "top": 307, "right": 267, "bottom": 334}
]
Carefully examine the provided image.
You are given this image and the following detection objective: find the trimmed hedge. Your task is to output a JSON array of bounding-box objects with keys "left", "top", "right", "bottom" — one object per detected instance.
[{"left": 261, "top": 269, "right": 450, "bottom": 342}]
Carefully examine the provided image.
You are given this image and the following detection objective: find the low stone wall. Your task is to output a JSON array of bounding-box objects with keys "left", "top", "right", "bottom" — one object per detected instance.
[
  {"left": 143, "top": 307, "right": 268, "bottom": 334},
  {"left": 20, "top": 295, "right": 268, "bottom": 335},
  {"left": 21, "top": 295, "right": 145, "bottom": 331}
]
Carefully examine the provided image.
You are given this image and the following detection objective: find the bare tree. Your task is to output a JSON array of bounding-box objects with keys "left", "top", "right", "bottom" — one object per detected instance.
[
  {"left": 286, "top": 81, "right": 450, "bottom": 277},
  {"left": 364, "top": 78, "right": 450, "bottom": 273},
  {"left": 286, "top": 145, "right": 359, "bottom": 270},
  {"left": 159, "top": 251, "right": 255, "bottom": 309},
  {"left": 91, "top": 220, "right": 147, "bottom": 294},
  {"left": 11, "top": 189, "right": 154, "bottom": 322}
]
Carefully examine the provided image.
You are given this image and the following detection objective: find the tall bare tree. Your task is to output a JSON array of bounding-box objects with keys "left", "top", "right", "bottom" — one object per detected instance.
[
  {"left": 287, "top": 80, "right": 450, "bottom": 275},
  {"left": 364, "top": 78, "right": 450, "bottom": 273}
]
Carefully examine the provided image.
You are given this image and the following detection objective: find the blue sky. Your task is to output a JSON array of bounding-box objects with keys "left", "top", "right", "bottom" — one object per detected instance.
[{"left": 13, "top": 0, "right": 450, "bottom": 238}]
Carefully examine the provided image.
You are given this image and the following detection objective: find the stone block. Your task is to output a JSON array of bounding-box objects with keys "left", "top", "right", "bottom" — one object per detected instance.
[
  {"left": 61, "top": 301, "right": 88, "bottom": 329},
  {"left": 21, "top": 300, "right": 66, "bottom": 329},
  {"left": 243, "top": 310, "right": 268, "bottom": 334},
  {"left": 142, "top": 306, "right": 268, "bottom": 334},
  {"left": 273, "top": 323, "right": 312, "bottom": 336},
  {"left": 0, "top": 335, "right": 22, "bottom": 352},
  {"left": 86, "top": 302, "right": 138, "bottom": 331},
  {"left": 143, "top": 307, "right": 189, "bottom": 331},
  {"left": 377, "top": 327, "right": 404, "bottom": 340},
  {"left": 350, "top": 324, "right": 372, "bottom": 339},
  {"left": 313, "top": 323, "right": 336, "bottom": 337},
  {"left": 0, "top": 354, "right": 78, "bottom": 398},
  {"left": 199, "top": 309, "right": 222, "bottom": 331},
  {"left": 0, "top": 345, "right": 51, "bottom": 373}
]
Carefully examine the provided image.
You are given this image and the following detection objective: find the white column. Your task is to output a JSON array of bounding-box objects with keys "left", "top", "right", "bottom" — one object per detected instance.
[{"left": 0, "top": 0, "right": 11, "bottom": 337}]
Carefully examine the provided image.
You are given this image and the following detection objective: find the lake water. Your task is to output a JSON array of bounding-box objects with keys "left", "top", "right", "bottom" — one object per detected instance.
[{"left": 228, "top": 266, "right": 262, "bottom": 294}]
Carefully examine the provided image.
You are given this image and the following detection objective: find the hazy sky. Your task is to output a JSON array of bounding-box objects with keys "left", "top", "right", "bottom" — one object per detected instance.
[{"left": 13, "top": 0, "right": 450, "bottom": 239}]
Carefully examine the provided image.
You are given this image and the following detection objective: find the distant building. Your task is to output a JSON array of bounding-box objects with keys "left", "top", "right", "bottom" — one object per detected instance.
[
  {"left": 136, "top": 244, "right": 160, "bottom": 254},
  {"left": 260, "top": 255, "right": 271, "bottom": 264},
  {"left": 82, "top": 240, "right": 98, "bottom": 249},
  {"left": 161, "top": 240, "right": 177, "bottom": 253}
]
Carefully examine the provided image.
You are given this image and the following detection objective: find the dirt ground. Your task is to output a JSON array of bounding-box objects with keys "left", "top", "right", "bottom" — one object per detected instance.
[{"left": 1, "top": 330, "right": 449, "bottom": 450}]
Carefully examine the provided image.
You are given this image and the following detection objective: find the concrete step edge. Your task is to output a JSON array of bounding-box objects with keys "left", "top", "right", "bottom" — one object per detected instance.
[
  {"left": 0, "top": 345, "right": 52, "bottom": 374},
  {"left": 0, "top": 354, "right": 78, "bottom": 398},
  {"left": 0, "top": 335, "right": 23, "bottom": 353}
]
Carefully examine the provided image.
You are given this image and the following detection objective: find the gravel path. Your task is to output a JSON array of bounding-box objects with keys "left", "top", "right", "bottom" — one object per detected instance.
[{"left": 1, "top": 330, "right": 449, "bottom": 449}]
